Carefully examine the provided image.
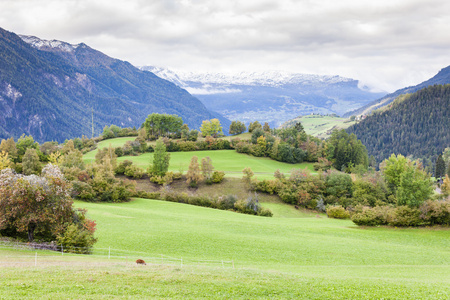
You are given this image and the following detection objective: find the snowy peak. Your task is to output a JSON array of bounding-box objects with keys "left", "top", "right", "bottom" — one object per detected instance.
[
  {"left": 19, "top": 35, "right": 81, "bottom": 52},
  {"left": 142, "top": 66, "right": 354, "bottom": 88}
]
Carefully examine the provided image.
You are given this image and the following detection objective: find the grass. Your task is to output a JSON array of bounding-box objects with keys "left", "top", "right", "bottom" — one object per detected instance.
[
  {"left": 284, "top": 115, "right": 356, "bottom": 139},
  {"left": 1, "top": 198, "right": 449, "bottom": 299},
  {"left": 85, "top": 149, "right": 315, "bottom": 179}
]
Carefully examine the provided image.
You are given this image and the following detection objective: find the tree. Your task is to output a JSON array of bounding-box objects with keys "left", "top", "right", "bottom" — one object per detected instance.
[
  {"left": 229, "top": 121, "right": 246, "bottom": 135},
  {"left": 0, "top": 151, "right": 12, "bottom": 170},
  {"left": 201, "top": 157, "right": 214, "bottom": 184},
  {"left": 186, "top": 156, "right": 202, "bottom": 187},
  {"left": 381, "top": 154, "right": 434, "bottom": 207},
  {"left": 151, "top": 138, "right": 170, "bottom": 176},
  {"left": 396, "top": 165, "right": 434, "bottom": 207},
  {"left": 95, "top": 145, "right": 118, "bottom": 171},
  {"left": 380, "top": 154, "right": 410, "bottom": 191},
  {"left": 0, "top": 166, "right": 73, "bottom": 241},
  {"left": 442, "top": 175, "right": 450, "bottom": 197},
  {"left": 16, "top": 134, "right": 39, "bottom": 159},
  {"left": 22, "top": 148, "right": 41, "bottom": 175},
  {"left": 61, "top": 149, "right": 85, "bottom": 170},
  {"left": 326, "top": 130, "right": 368, "bottom": 170},
  {"left": 251, "top": 128, "right": 265, "bottom": 144},
  {"left": 0, "top": 137, "right": 18, "bottom": 162},
  {"left": 143, "top": 113, "right": 183, "bottom": 138},
  {"left": 435, "top": 154, "right": 446, "bottom": 180},
  {"left": 263, "top": 122, "right": 270, "bottom": 132},
  {"left": 248, "top": 121, "right": 262, "bottom": 133},
  {"left": 200, "top": 119, "right": 223, "bottom": 137}
]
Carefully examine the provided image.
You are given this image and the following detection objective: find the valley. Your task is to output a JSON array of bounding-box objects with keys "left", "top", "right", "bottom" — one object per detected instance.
[{"left": 0, "top": 23, "right": 449, "bottom": 300}]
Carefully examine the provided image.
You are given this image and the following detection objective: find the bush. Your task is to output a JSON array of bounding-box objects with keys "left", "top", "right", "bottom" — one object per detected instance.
[
  {"left": 420, "top": 199, "right": 450, "bottom": 225},
  {"left": 211, "top": 170, "right": 225, "bottom": 183},
  {"left": 326, "top": 205, "right": 350, "bottom": 219},
  {"left": 57, "top": 224, "right": 97, "bottom": 254},
  {"left": 255, "top": 179, "right": 282, "bottom": 194},
  {"left": 115, "top": 160, "right": 133, "bottom": 175},
  {"left": 216, "top": 195, "right": 238, "bottom": 210},
  {"left": 351, "top": 206, "right": 389, "bottom": 226},
  {"left": 71, "top": 180, "right": 95, "bottom": 201},
  {"left": 258, "top": 208, "right": 273, "bottom": 217},
  {"left": 387, "top": 206, "right": 422, "bottom": 226},
  {"left": 124, "top": 165, "right": 145, "bottom": 179},
  {"left": 178, "top": 141, "right": 197, "bottom": 152}
]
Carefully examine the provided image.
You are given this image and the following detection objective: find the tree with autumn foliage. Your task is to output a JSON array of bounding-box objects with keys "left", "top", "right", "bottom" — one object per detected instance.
[{"left": 0, "top": 165, "right": 97, "bottom": 251}]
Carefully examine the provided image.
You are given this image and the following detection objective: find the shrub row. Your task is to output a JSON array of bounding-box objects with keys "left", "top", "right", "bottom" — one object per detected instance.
[
  {"left": 350, "top": 199, "right": 450, "bottom": 227},
  {"left": 132, "top": 190, "right": 272, "bottom": 217}
]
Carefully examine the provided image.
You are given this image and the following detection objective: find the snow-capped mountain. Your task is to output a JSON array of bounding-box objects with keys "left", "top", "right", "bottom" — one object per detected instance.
[
  {"left": 0, "top": 27, "right": 229, "bottom": 142},
  {"left": 142, "top": 66, "right": 386, "bottom": 127},
  {"left": 19, "top": 35, "right": 81, "bottom": 52}
]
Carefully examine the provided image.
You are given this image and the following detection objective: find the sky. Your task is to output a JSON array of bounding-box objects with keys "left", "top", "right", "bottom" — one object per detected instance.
[{"left": 1, "top": 0, "right": 450, "bottom": 92}]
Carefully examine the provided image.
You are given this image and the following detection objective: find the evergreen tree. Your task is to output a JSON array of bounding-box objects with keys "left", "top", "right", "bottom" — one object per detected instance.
[{"left": 435, "top": 154, "right": 446, "bottom": 180}]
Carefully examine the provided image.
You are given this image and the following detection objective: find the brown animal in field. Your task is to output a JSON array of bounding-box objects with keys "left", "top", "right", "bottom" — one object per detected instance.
[
  {"left": 136, "top": 259, "right": 146, "bottom": 265},
  {"left": 295, "top": 205, "right": 299, "bottom": 210}
]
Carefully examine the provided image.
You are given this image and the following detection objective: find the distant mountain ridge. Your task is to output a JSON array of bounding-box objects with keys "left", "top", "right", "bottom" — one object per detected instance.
[
  {"left": 0, "top": 27, "right": 229, "bottom": 143},
  {"left": 344, "top": 65, "right": 450, "bottom": 117},
  {"left": 143, "top": 66, "right": 386, "bottom": 128}
]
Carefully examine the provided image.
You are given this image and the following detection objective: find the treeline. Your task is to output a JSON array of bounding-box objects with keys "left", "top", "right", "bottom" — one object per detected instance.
[
  {"left": 250, "top": 154, "right": 450, "bottom": 227},
  {"left": 346, "top": 84, "right": 450, "bottom": 169}
]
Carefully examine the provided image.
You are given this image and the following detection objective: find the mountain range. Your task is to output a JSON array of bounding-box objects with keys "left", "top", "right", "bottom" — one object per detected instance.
[
  {"left": 0, "top": 27, "right": 229, "bottom": 143},
  {"left": 344, "top": 65, "right": 450, "bottom": 117},
  {"left": 142, "top": 67, "right": 386, "bottom": 127}
]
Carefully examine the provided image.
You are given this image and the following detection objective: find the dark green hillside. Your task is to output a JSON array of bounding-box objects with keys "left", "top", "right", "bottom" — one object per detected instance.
[
  {"left": 0, "top": 27, "right": 229, "bottom": 143},
  {"left": 346, "top": 84, "right": 450, "bottom": 166}
]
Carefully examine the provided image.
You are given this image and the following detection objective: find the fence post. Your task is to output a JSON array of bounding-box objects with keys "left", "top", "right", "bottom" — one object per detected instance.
[{"left": 35, "top": 252, "right": 37, "bottom": 267}]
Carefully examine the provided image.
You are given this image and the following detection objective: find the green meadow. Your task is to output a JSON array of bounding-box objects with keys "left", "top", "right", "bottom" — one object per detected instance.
[
  {"left": 1, "top": 198, "right": 449, "bottom": 299},
  {"left": 85, "top": 149, "right": 315, "bottom": 178},
  {"left": 284, "top": 115, "right": 356, "bottom": 138}
]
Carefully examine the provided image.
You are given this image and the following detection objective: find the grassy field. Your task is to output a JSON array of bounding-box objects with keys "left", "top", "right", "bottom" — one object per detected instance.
[
  {"left": 1, "top": 198, "right": 449, "bottom": 299},
  {"left": 85, "top": 149, "right": 315, "bottom": 179},
  {"left": 283, "top": 115, "right": 356, "bottom": 139}
]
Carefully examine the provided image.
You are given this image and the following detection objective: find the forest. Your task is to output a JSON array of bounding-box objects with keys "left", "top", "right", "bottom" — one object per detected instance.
[{"left": 346, "top": 84, "right": 450, "bottom": 171}]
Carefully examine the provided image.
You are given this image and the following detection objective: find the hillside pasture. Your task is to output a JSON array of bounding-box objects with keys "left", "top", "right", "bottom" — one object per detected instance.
[
  {"left": 118, "top": 150, "right": 315, "bottom": 178},
  {"left": 1, "top": 198, "right": 448, "bottom": 299},
  {"left": 283, "top": 115, "right": 356, "bottom": 139}
]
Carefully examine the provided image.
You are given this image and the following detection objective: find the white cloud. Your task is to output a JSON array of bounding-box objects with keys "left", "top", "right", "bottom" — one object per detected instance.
[{"left": 1, "top": 0, "right": 450, "bottom": 92}]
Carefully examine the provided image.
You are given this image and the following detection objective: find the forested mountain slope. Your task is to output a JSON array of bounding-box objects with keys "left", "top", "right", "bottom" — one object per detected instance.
[
  {"left": 344, "top": 65, "right": 450, "bottom": 117},
  {"left": 0, "top": 27, "right": 228, "bottom": 143},
  {"left": 346, "top": 84, "right": 450, "bottom": 166}
]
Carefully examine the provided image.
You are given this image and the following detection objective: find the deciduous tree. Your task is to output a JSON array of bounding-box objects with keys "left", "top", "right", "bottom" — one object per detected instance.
[
  {"left": 151, "top": 138, "right": 170, "bottom": 176},
  {"left": 187, "top": 156, "right": 202, "bottom": 187},
  {"left": 22, "top": 148, "right": 41, "bottom": 175}
]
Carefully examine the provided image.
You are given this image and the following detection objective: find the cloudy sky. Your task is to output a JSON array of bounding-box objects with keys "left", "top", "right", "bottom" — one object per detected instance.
[{"left": 1, "top": 0, "right": 449, "bottom": 92}]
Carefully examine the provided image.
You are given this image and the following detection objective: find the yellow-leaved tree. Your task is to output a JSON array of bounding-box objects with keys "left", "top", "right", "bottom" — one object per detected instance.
[{"left": 0, "top": 151, "right": 12, "bottom": 170}]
